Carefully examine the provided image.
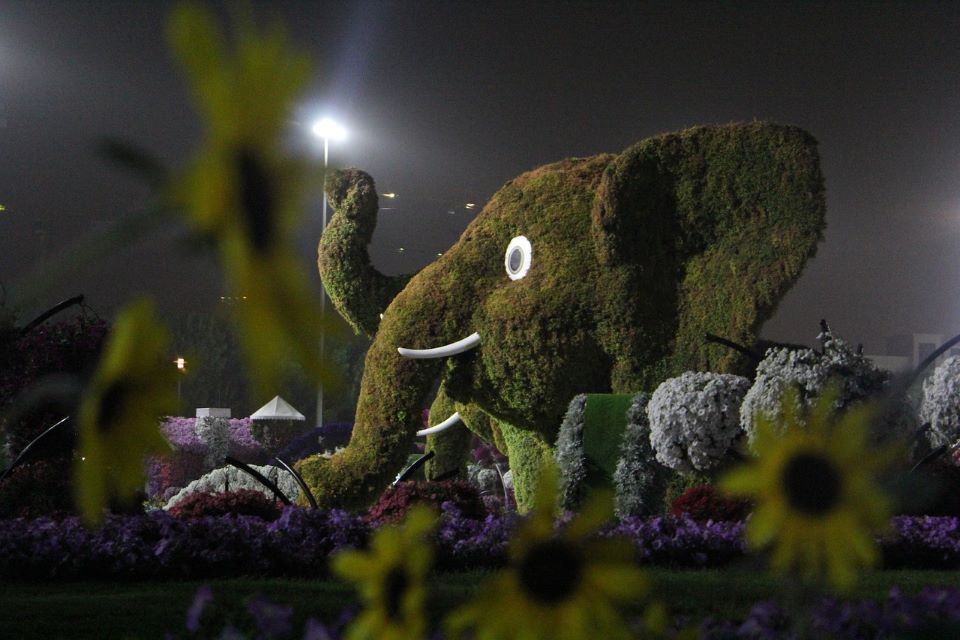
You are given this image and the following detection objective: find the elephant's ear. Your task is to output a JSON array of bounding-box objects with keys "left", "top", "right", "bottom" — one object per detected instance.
[{"left": 591, "top": 122, "right": 826, "bottom": 390}]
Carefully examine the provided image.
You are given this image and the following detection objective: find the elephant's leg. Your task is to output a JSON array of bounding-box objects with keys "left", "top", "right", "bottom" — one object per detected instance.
[
  {"left": 424, "top": 385, "right": 472, "bottom": 481},
  {"left": 495, "top": 418, "right": 554, "bottom": 513}
]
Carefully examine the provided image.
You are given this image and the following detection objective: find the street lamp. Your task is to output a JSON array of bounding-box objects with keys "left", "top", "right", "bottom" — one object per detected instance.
[
  {"left": 174, "top": 357, "right": 187, "bottom": 416},
  {"left": 311, "top": 117, "right": 348, "bottom": 428}
]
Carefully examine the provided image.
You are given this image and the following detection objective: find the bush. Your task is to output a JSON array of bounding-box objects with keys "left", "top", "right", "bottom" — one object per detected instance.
[
  {"left": 555, "top": 394, "right": 589, "bottom": 510},
  {"left": 898, "top": 458, "right": 960, "bottom": 517},
  {"left": 165, "top": 464, "right": 300, "bottom": 510},
  {"left": 168, "top": 489, "right": 284, "bottom": 521},
  {"left": 0, "top": 314, "right": 108, "bottom": 456},
  {"left": 251, "top": 419, "right": 308, "bottom": 454},
  {"left": 740, "top": 330, "right": 913, "bottom": 447},
  {"left": 366, "top": 480, "right": 485, "bottom": 525},
  {"left": 0, "top": 457, "right": 75, "bottom": 519},
  {"left": 648, "top": 372, "right": 750, "bottom": 472},
  {"left": 614, "top": 392, "right": 672, "bottom": 518},
  {"left": 147, "top": 418, "right": 266, "bottom": 499},
  {"left": 920, "top": 355, "right": 960, "bottom": 449},
  {"left": 669, "top": 484, "right": 752, "bottom": 523}
]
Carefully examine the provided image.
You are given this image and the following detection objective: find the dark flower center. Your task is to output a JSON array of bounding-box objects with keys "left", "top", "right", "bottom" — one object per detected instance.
[
  {"left": 383, "top": 566, "right": 408, "bottom": 621},
  {"left": 96, "top": 380, "right": 135, "bottom": 434},
  {"left": 781, "top": 452, "right": 842, "bottom": 515},
  {"left": 518, "top": 539, "right": 583, "bottom": 605},
  {"left": 236, "top": 148, "right": 275, "bottom": 253}
]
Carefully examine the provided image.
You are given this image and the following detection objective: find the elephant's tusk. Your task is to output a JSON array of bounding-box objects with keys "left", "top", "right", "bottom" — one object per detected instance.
[
  {"left": 397, "top": 332, "right": 480, "bottom": 359},
  {"left": 416, "top": 412, "right": 462, "bottom": 437}
]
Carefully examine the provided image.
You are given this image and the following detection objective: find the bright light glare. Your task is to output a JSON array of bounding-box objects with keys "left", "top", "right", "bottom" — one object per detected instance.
[
  {"left": 311, "top": 117, "right": 348, "bottom": 141},
  {"left": 175, "top": 357, "right": 186, "bottom": 370},
  {"left": 382, "top": 192, "right": 397, "bottom": 199}
]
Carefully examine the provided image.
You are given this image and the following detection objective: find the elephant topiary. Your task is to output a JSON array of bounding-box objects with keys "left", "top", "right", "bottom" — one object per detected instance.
[{"left": 295, "top": 121, "right": 827, "bottom": 511}]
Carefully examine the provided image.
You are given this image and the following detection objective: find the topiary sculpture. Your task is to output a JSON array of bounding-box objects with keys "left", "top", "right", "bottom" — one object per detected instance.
[{"left": 296, "top": 122, "right": 827, "bottom": 511}]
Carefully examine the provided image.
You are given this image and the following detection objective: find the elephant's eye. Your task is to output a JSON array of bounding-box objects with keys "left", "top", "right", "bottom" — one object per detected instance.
[{"left": 505, "top": 235, "right": 532, "bottom": 280}]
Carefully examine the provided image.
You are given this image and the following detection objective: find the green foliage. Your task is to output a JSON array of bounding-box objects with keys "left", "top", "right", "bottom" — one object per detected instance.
[{"left": 582, "top": 393, "right": 632, "bottom": 480}]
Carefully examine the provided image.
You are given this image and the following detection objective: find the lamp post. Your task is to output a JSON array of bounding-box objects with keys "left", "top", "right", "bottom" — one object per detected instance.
[
  {"left": 174, "top": 357, "right": 186, "bottom": 416},
  {"left": 311, "top": 117, "right": 347, "bottom": 428}
]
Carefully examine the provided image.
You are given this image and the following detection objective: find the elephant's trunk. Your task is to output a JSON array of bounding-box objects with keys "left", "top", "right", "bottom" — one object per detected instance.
[
  {"left": 319, "top": 169, "right": 414, "bottom": 337},
  {"left": 297, "top": 257, "right": 477, "bottom": 509}
]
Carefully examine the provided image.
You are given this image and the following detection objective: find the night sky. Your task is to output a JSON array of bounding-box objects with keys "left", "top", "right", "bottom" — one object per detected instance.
[{"left": 3, "top": 0, "right": 960, "bottom": 354}]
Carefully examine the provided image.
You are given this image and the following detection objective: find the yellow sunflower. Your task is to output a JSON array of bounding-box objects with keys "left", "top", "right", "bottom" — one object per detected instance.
[
  {"left": 74, "top": 298, "right": 176, "bottom": 525},
  {"left": 332, "top": 505, "right": 437, "bottom": 640},
  {"left": 166, "top": 2, "right": 336, "bottom": 397},
  {"left": 446, "top": 467, "right": 650, "bottom": 640},
  {"left": 721, "top": 386, "right": 896, "bottom": 590}
]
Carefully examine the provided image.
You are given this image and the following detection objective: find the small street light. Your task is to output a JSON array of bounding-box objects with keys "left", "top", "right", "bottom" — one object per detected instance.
[{"left": 174, "top": 357, "right": 187, "bottom": 416}]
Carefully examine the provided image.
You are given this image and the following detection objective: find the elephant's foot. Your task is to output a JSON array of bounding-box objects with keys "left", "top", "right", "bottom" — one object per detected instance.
[{"left": 295, "top": 446, "right": 408, "bottom": 510}]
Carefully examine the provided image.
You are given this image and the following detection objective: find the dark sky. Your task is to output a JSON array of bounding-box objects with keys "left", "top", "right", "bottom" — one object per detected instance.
[{"left": 2, "top": 0, "right": 960, "bottom": 353}]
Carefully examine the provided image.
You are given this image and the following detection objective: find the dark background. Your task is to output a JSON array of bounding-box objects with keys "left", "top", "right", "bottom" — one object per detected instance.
[{"left": 3, "top": 0, "right": 960, "bottom": 356}]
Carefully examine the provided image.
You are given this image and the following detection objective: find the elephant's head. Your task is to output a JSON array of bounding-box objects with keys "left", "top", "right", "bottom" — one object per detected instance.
[{"left": 297, "top": 122, "right": 826, "bottom": 510}]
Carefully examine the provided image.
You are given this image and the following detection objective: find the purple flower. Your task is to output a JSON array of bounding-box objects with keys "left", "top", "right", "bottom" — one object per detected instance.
[
  {"left": 186, "top": 585, "right": 213, "bottom": 633},
  {"left": 247, "top": 595, "right": 293, "bottom": 638}
]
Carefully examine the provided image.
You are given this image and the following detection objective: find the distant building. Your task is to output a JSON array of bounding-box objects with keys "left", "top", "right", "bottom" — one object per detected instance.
[{"left": 864, "top": 333, "right": 960, "bottom": 374}]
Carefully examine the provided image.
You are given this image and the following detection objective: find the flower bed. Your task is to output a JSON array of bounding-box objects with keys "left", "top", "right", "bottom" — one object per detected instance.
[
  {"left": 6, "top": 508, "right": 960, "bottom": 582},
  {"left": 147, "top": 417, "right": 263, "bottom": 500}
]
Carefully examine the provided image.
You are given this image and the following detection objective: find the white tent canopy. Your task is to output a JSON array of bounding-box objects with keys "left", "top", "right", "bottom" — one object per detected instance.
[{"left": 250, "top": 396, "right": 306, "bottom": 421}]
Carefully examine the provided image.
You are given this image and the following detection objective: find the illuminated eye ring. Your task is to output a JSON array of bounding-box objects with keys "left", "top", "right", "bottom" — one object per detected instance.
[{"left": 504, "top": 235, "right": 533, "bottom": 280}]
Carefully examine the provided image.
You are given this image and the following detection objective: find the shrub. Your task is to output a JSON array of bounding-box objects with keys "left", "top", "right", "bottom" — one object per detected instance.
[
  {"left": 555, "top": 394, "right": 589, "bottom": 510},
  {"left": 898, "top": 458, "right": 960, "bottom": 517},
  {"left": 613, "top": 392, "right": 672, "bottom": 518},
  {"left": 168, "top": 489, "right": 284, "bottom": 521},
  {"left": 740, "top": 330, "right": 914, "bottom": 447},
  {"left": 669, "top": 484, "right": 752, "bottom": 523},
  {"left": 0, "top": 314, "right": 108, "bottom": 456},
  {"left": 920, "top": 355, "right": 960, "bottom": 449},
  {"left": 366, "top": 480, "right": 485, "bottom": 525},
  {"left": 648, "top": 371, "right": 751, "bottom": 472},
  {"left": 165, "top": 464, "right": 300, "bottom": 509},
  {"left": 0, "top": 457, "right": 75, "bottom": 519},
  {"left": 147, "top": 418, "right": 267, "bottom": 499},
  {"left": 194, "top": 416, "right": 231, "bottom": 469},
  {"left": 251, "top": 419, "right": 308, "bottom": 454}
]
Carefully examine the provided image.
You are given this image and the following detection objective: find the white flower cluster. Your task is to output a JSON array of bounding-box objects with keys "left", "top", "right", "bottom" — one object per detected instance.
[
  {"left": 164, "top": 463, "right": 300, "bottom": 509},
  {"left": 194, "top": 416, "right": 231, "bottom": 470},
  {"left": 920, "top": 355, "right": 960, "bottom": 448},
  {"left": 647, "top": 372, "right": 750, "bottom": 472},
  {"left": 613, "top": 392, "right": 668, "bottom": 517},
  {"left": 739, "top": 333, "right": 890, "bottom": 445},
  {"left": 555, "top": 394, "right": 589, "bottom": 510},
  {"left": 467, "top": 465, "right": 502, "bottom": 494}
]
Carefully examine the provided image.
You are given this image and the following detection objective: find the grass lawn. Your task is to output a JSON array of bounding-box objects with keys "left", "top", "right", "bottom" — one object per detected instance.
[{"left": 3, "top": 568, "right": 960, "bottom": 638}]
